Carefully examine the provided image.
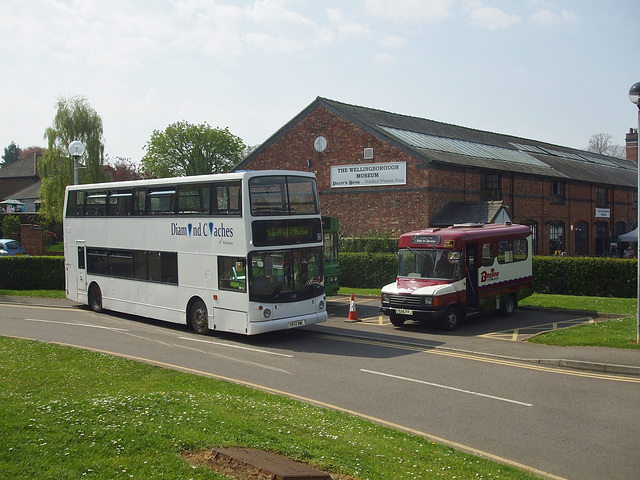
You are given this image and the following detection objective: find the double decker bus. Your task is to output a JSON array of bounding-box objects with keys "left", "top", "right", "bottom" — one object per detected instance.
[
  {"left": 381, "top": 223, "right": 532, "bottom": 330},
  {"left": 321, "top": 216, "right": 339, "bottom": 295},
  {"left": 63, "top": 170, "right": 327, "bottom": 335}
]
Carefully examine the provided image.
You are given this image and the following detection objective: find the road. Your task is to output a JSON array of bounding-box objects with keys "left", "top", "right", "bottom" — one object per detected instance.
[{"left": 0, "top": 296, "right": 639, "bottom": 480}]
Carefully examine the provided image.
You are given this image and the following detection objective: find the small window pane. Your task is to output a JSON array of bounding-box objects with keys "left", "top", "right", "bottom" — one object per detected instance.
[{"left": 218, "top": 257, "right": 246, "bottom": 291}]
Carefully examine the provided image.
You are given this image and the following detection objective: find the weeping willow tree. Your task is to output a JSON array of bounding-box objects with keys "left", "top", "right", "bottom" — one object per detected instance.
[{"left": 39, "top": 95, "right": 107, "bottom": 223}]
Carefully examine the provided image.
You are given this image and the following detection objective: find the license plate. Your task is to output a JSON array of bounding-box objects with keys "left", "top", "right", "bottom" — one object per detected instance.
[
  {"left": 396, "top": 308, "right": 413, "bottom": 315},
  {"left": 288, "top": 320, "right": 305, "bottom": 328}
]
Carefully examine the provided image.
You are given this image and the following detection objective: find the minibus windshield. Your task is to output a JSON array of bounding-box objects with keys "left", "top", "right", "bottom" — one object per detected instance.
[{"left": 399, "top": 248, "right": 462, "bottom": 280}]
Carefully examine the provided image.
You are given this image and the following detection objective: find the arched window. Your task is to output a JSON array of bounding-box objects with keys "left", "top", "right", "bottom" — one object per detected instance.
[
  {"left": 595, "top": 221, "right": 609, "bottom": 256},
  {"left": 574, "top": 221, "right": 589, "bottom": 256},
  {"left": 521, "top": 220, "right": 538, "bottom": 255},
  {"left": 548, "top": 221, "right": 565, "bottom": 255}
]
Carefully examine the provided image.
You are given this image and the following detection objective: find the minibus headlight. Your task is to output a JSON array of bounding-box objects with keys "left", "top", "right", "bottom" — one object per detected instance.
[
  {"left": 423, "top": 296, "right": 433, "bottom": 306},
  {"left": 263, "top": 308, "right": 271, "bottom": 318},
  {"left": 319, "top": 300, "right": 325, "bottom": 310},
  {"left": 381, "top": 293, "right": 390, "bottom": 303}
]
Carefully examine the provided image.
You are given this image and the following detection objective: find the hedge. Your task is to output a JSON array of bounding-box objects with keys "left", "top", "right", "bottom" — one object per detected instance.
[
  {"left": 533, "top": 256, "right": 636, "bottom": 298},
  {"left": 0, "top": 256, "right": 65, "bottom": 290},
  {"left": 339, "top": 252, "right": 637, "bottom": 298},
  {"left": 0, "top": 253, "right": 635, "bottom": 298}
]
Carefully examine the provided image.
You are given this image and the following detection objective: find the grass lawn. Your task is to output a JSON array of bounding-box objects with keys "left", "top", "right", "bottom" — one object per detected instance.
[{"left": 0, "top": 336, "right": 540, "bottom": 480}]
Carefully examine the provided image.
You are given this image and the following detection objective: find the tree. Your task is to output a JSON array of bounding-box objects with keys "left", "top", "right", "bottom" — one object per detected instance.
[
  {"left": 141, "top": 121, "right": 245, "bottom": 178},
  {"left": 1, "top": 141, "right": 20, "bottom": 167},
  {"left": 104, "top": 156, "right": 147, "bottom": 182},
  {"left": 587, "top": 133, "right": 625, "bottom": 159},
  {"left": 39, "top": 95, "right": 107, "bottom": 223}
]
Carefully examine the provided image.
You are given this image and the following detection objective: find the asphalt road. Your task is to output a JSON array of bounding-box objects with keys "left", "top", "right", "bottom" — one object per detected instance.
[{"left": 1, "top": 296, "right": 639, "bottom": 480}]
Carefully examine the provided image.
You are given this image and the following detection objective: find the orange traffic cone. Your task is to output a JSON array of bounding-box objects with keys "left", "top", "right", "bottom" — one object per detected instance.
[{"left": 347, "top": 293, "right": 359, "bottom": 322}]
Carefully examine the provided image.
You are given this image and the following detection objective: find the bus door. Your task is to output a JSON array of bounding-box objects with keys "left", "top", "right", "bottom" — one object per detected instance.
[
  {"left": 76, "top": 241, "right": 87, "bottom": 293},
  {"left": 465, "top": 243, "right": 479, "bottom": 310}
]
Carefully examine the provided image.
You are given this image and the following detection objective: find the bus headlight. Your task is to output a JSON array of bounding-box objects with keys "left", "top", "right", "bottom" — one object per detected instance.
[
  {"left": 423, "top": 296, "right": 433, "bottom": 306},
  {"left": 263, "top": 308, "right": 272, "bottom": 318},
  {"left": 381, "top": 293, "right": 390, "bottom": 303},
  {"left": 318, "top": 300, "right": 325, "bottom": 310}
]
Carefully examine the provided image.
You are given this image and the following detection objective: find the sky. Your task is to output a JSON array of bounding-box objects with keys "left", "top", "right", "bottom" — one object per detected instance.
[{"left": 1, "top": 0, "right": 638, "bottom": 163}]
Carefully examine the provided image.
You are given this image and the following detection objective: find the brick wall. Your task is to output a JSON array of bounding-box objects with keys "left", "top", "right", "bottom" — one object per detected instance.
[
  {"left": 20, "top": 224, "right": 45, "bottom": 255},
  {"left": 242, "top": 105, "right": 637, "bottom": 256}
]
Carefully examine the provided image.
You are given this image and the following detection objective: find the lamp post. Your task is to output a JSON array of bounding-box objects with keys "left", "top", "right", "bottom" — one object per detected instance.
[
  {"left": 68, "top": 140, "right": 85, "bottom": 185},
  {"left": 629, "top": 82, "right": 640, "bottom": 344}
]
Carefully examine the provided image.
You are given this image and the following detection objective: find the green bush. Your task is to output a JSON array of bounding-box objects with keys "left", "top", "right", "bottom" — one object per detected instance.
[
  {"left": 341, "top": 235, "right": 398, "bottom": 253},
  {"left": 534, "top": 256, "right": 636, "bottom": 298},
  {"left": 339, "top": 252, "right": 397, "bottom": 288},
  {"left": 1, "top": 215, "right": 21, "bottom": 242},
  {"left": 0, "top": 256, "right": 65, "bottom": 290}
]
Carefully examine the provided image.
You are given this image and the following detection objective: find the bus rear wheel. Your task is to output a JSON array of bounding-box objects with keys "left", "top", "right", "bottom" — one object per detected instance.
[
  {"left": 88, "top": 283, "right": 103, "bottom": 313},
  {"left": 500, "top": 294, "right": 516, "bottom": 317},
  {"left": 189, "top": 299, "right": 209, "bottom": 335}
]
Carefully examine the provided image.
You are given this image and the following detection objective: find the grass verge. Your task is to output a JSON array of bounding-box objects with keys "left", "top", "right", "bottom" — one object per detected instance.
[{"left": 0, "top": 336, "right": 540, "bottom": 480}]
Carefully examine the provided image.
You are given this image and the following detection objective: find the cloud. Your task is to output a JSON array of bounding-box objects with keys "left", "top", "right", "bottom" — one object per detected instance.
[
  {"left": 371, "top": 52, "right": 397, "bottom": 66},
  {"left": 468, "top": 6, "right": 522, "bottom": 31},
  {"left": 530, "top": 8, "right": 578, "bottom": 27},
  {"left": 378, "top": 35, "right": 408, "bottom": 49},
  {"left": 327, "top": 8, "right": 370, "bottom": 39},
  {"left": 363, "top": 0, "right": 453, "bottom": 23}
]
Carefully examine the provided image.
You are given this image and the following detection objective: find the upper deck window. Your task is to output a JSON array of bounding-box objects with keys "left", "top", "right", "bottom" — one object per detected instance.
[{"left": 249, "top": 175, "right": 319, "bottom": 216}]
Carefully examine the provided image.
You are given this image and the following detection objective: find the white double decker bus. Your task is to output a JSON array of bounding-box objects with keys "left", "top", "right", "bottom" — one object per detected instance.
[{"left": 63, "top": 170, "right": 327, "bottom": 335}]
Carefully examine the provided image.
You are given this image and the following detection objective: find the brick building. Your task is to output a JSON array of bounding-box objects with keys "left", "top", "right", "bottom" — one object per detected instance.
[{"left": 234, "top": 97, "right": 637, "bottom": 256}]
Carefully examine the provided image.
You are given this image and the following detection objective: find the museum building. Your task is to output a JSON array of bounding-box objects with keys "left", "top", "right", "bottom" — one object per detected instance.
[{"left": 234, "top": 97, "right": 638, "bottom": 256}]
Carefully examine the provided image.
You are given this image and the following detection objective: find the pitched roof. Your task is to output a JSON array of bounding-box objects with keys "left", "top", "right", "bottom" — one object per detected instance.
[
  {"left": 430, "top": 201, "right": 511, "bottom": 227},
  {"left": 237, "top": 97, "right": 636, "bottom": 188},
  {"left": 0, "top": 154, "right": 38, "bottom": 179},
  {"left": 3, "top": 180, "right": 41, "bottom": 201}
]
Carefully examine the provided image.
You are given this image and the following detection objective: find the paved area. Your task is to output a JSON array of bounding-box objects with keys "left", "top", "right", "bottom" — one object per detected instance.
[
  {"left": 326, "top": 294, "right": 640, "bottom": 377},
  {"left": 2, "top": 294, "right": 639, "bottom": 377}
]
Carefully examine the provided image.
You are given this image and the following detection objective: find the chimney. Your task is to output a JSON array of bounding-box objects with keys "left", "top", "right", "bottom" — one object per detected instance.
[{"left": 626, "top": 128, "right": 638, "bottom": 162}]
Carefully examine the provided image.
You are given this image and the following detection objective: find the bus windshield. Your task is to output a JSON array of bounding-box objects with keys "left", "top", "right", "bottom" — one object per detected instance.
[
  {"left": 249, "top": 247, "right": 324, "bottom": 302},
  {"left": 398, "top": 248, "right": 462, "bottom": 280}
]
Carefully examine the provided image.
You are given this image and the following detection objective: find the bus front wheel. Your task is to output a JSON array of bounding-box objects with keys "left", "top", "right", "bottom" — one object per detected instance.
[
  {"left": 88, "top": 283, "right": 103, "bottom": 313},
  {"left": 440, "top": 306, "right": 461, "bottom": 331},
  {"left": 189, "top": 299, "right": 209, "bottom": 335},
  {"left": 389, "top": 313, "right": 405, "bottom": 326}
]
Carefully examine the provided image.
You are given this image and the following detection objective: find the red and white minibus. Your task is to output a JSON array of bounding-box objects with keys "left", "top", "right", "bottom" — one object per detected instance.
[{"left": 380, "top": 223, "right": 533, "bottom": 330}]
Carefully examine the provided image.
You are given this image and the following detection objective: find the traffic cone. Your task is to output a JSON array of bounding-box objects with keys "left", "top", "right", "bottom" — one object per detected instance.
[{"left": 347, "top": 293, "right": 359, "bottom": 322}]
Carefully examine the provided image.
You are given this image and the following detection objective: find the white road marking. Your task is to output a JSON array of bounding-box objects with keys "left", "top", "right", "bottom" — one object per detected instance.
[
  {"left": 178, "top": 336, "right": 294, "bottom": 358},
  {"left": 361, "top": 369, "right": 533, "bottom": 407},
  {"left": 25, "top": 318, "right": 129, "bottom": 332}
]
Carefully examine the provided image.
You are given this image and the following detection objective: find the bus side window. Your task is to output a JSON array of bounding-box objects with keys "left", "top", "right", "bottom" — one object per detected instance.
[
  {"left": 218, "top": 256, "right": 246, "bottom": 291},
  {"left": 212, "top": 182, "right": 241, "bottom": 216},
  {"left": 147, "top": 189, "right": 176, "bottom": 215},
  {"left": 498, "top": 240, "right": 514, "bottom": 263},
  {"left": 133, "top": 189, "right": 146, "bottom": 216},
  {"left": 66, "top": 190, "right": 84, "bottom": 217},
  {"left": 108, "top": 191, "right": 133, "bottom": 216},
  {"left": 481, "top": 242, "right": 494, "bottom": 267},
  {"left": 177, "top": 184, "right": 209, "bottom": 215}
]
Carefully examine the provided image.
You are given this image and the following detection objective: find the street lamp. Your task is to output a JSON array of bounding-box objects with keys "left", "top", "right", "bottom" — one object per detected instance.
[
  {"left": 629, "top": 82, "right": 640, "bottom": 344},
  {"left": 68, "top": 140, "right": 85, "bottom": 185}
]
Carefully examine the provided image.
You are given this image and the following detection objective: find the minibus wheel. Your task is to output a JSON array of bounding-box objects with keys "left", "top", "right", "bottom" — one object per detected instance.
[
  {"left": 440, "top": 306, "right": 460, "bottom": 331},
  {"left": 389, "top": 313, "right": 405, "bottom": 326},
  {"left": 500, "top": 294, "right": 516, "bottom": 317},
  {"left": 88, "top": 283, "right": 103, "bottom": 313},
  {"left": 189, "top": 299, "right": 209, "bottom": 334}
]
